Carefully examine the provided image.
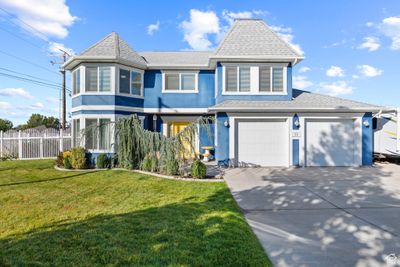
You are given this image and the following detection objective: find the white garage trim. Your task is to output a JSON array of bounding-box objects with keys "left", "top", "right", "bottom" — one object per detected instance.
[
  {"left": 302, "top": 116, "right": 362, "bottom": 166},
  {"left": 229, "top": 116, "right": 291, "bottom": 167}
]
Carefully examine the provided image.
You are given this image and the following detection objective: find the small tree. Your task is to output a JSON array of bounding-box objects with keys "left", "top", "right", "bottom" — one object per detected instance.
[
  {"left": 21, "top": 114, "right": 60, "bottom": 129},
  {"left": 0, "top": 118, "right": 13, "bottom": 131}
]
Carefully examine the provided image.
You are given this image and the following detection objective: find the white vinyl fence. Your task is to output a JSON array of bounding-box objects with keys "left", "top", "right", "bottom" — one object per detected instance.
[{"left": 0, "top": 128, "right": 72, "bottom": 159}]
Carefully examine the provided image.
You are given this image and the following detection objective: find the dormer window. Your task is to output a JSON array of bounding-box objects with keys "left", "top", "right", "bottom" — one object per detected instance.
[{"left": 223, "top": 64, "right": 287, "bottom": 95}]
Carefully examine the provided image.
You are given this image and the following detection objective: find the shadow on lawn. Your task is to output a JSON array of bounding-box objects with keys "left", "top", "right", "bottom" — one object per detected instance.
[{"left": 0, "top": 188, "right": 271, "bottom": 267}]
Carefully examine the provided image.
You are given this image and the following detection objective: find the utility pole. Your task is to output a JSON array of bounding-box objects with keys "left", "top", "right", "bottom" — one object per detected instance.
[{"left": 51, "top": 50, "right": 69, "bottom": 130}]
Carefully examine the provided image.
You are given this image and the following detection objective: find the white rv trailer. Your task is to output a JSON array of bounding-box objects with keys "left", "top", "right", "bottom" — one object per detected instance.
[{"left": 374, "top": 108, "right": 400, "bottom": 158}]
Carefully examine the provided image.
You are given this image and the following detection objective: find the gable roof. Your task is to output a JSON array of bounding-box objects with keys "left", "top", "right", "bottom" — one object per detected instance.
[
  {"left": 213, "top": 19, "right": 303, "bottom": 61},
  {"left": 139, "top": 51, "right": 212, "bottom": 68},
  {"left": 64, "top": 32, "right": 147, "bottom": 70},
  {"left": 209, "top": 89, "right": 385, "bottom": 112}
]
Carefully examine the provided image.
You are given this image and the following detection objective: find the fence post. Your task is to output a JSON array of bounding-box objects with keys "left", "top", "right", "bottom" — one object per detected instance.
[
  {"left": 60, "top": 128, "right": 63, "bottom": 152},
  {"left": 0, "top": 131, "right": 3, "bottom": 157},
  {"left": 18, "top": 130, "right": 22, "bottom": 159},
  {"left": 40, "top": 133, "right": 44, "bottom": 159}
]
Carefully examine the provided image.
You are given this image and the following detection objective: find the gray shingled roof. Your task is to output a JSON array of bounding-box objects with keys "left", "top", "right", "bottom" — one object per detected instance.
[
  {"left": 214, "top": 19, "right": 303, "bottom": 59},
  {"left": 210, "top": 89, "right": 384, "bottom": 112},
  {"left": 80, "top": 32, "right": 147, "bottom": 67},
  {"left": 139, "top": 51, "right": 212, "bottom": 67}
]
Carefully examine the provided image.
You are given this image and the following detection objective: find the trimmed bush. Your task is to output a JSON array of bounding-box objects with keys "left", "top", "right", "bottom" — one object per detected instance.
[
  {"left": 96, "top": 153, "right": 110, "bottom": 169},
  {"left": 165, "top": 157, "right": 179, "bottom": 176},
  {"left": 56, "top": 152, "right": 64, "bottom": 167},
  {"left": 191, "top": 160, "right": 207, "bottom": 179},
  {"left": 71, "top": 147, "right": 86, "bottom": 169},
  {"left": 63, "top": 157, "right": 72, "bottom": 169}
]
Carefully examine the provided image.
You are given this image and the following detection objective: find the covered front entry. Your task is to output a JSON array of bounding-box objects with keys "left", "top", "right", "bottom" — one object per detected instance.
[
  {"left": 305, "top": 119, "right": 357, "bottom": 166},
  {"left": 235, "top": 119, "right": 289, "bottom": 167}
]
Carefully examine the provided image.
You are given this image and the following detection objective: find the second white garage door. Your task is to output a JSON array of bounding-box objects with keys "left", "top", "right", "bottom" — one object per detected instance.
[
  {"left": 236, "top": 119, "right": 289, "bottom": 166},
  {"left": 306, "top": 119, "right": 357, "bottom": 166}
]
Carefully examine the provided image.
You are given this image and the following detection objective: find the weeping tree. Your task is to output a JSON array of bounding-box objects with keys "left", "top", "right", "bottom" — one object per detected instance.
[{"left": 115, "top": 115, "right": 213, "bottom": 175}]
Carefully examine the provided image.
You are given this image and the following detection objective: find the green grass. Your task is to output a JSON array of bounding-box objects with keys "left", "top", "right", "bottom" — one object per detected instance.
[{"left": 0, "top": 160, "right": 271, "bottom": 266}]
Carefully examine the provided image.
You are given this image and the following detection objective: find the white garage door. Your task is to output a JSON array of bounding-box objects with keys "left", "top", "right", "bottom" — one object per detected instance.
[
  {"left": 236, "top": 119, "right": 289, "bottom": 166},
  {"left": 306, "top": 119, "right": 356, "bottom": 166}
]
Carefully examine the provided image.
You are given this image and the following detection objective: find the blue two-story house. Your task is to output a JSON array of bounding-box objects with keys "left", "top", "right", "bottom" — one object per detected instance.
[{"left": 63, "top": 19, "right": 383, "bottom": 167}]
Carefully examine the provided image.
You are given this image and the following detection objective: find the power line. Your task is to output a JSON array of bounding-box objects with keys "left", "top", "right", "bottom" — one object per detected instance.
[
  {"left": 0, "top": 71, "right": 71, "bottom": 92},
  {"left": 0, "top": 26, "right": 44, "bottom": 50},
  {"left": 0, "top": 67, "right": 71, "bottom": 91},
  {"left": 0, "top": 49, "right": 60, "bottom": 76}
]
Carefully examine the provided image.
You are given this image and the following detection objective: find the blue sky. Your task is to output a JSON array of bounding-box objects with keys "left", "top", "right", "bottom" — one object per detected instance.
[{"left": 0, "top": 0, "right": 399, "bottom": 126}]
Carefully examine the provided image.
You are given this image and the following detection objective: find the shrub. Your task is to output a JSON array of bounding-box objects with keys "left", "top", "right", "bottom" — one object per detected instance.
[
  {"left": 191, "top": 160, "right": 207, "bottom": 179},
  {"left": 71, "top": 147, "right": 86, "bottom": 169},
  {"left": 142, "top": 154, "right": 158, "bottom": 172},
  {"left": 63, "top": 151, "right": 71, "bottom": 159},
  {"left": 164, "top": 157, "right": 179, "bottom": 176},
  {"left": 96, "top": 153, "right": 110, "bottom": 169},
  {"left": 63, "top": 157, "right": 72, "bottom": 169},
  {"left": 56, "top": 152, "right": 64, "bottom": 167}
]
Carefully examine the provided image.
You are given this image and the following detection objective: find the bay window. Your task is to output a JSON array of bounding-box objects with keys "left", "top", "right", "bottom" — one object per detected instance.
[
  {"left": 119, "top": 68, "right": 143, "bottom": 96},
  {"left": 163, "top": 72, "right": 197, "bottom": 92},
  {"left": 73, "top": 119, "right": 80, "bottom": 147},
  {"left": 72, "top": 69, "right": 80, "bottom": 95},
  {"left": 85, "top": 66, "right": 111, "bottom": 92},
  {"left": 84, "top": 118, "right": 111, "bottom": 151}
]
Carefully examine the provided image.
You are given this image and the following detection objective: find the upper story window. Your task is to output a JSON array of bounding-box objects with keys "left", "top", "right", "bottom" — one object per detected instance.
[
  {"left": 119, "top": 68, "right": 143, "bottom": 96},
  {"left": 225, "top": 66, "right": 250, "bottom": 92},
  {"left": 223, "top": 64, "right": 287, "bottom": 95},
  {"left": 86, "top": 66, "right": 111, "bottom": 92},
  {"left": 72, "top": 68, "right": 81, "bottom": 95},
  {"left": 162, "top": 72, "right": 198, "bottom": 93}
]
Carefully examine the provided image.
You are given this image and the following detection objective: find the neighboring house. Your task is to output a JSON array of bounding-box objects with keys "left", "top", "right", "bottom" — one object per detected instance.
[{"left": 63, "top": 19, "right": 387, "bottom": 167}]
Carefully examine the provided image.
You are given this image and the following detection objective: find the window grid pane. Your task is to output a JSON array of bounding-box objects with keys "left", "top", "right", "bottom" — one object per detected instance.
[
  {"left": 85, "top": 119, "right": 98, "bottom": 150},
  {"left": 119, "top": 69, "right": 130, "bottom": 94},
  {"left": 165, "top": 74, "right": 179, "bottom": 90},
  {"left": 225, "top": 67, "right": 237, "bottom": 92},
  {"left": 181, "top": 74, "right": 195, "bottom": 91},
  {"left": 86, "top": 67, "right": 98, "bottom": 92},
  {"left": 73, "top": 119, "right": 80, "bottom": 147},
  {"left": 131, "top": 71, "right": 142, "bottom": 95},
  {"left": 259, "top": 67, "right": 271, "bottom": 92},
  {"left": 239, "top": 67, "right": 250, "bottom": 92},
  {"left": 99, "top": 119, "right": 111, "bottom": 150},
  {"left": 272, "top": 68, "right": 284, "bottom": 92},
  {"left": 99, "top": 67, "right": 111, "bottom": 92}
]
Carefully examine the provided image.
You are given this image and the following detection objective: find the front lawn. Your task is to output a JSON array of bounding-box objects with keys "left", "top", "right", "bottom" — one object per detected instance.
[{"left": 0, "top": 160, "right": 271, "bottom": 266}]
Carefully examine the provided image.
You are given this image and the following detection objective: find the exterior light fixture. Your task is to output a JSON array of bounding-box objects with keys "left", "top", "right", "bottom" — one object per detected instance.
[
  {"left": 294, "top": 119, "right": 300, "bottom": 127},
  {"left": 363, "top": 120, "right": 370, "bottom": 127},
  {"left": 224, "top": 120, "right": 229, "bottom": 127}
]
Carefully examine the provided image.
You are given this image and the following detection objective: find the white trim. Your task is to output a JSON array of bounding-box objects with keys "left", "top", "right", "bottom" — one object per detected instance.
[
  {"left": 117, "top": 64, "right": 144, "bottom": 97},
  {"left": 72, "top": 105, "right": 143, "bottom": 113},
  {"left": 143, "top": 108, "right": 208, "bottom": 113}
]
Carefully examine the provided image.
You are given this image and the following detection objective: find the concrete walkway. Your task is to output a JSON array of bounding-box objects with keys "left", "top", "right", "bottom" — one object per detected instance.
[{"left": 225, "top": 163, "right": 400, "bottom": 267}]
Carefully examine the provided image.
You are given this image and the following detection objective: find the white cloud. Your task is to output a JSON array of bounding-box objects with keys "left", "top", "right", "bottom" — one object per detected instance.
[
  {"left": 0, "top": 0, "right": 77, "bottom": 39},
  {"left": 317, "top": 81, "right": 353, "bottom": 96},
  {"left": 45, "top": 96, "right": 59, "bottom": 104},
  {"left": 48, "top": 42, "right": 74, "bottom": 55},
  {"left": 352, "top": 74, "right": 359, "bottom": 79},
  {"left": 0, "top": 101, "right": 12, "bottom": 109},
  {"left": 0, "top": 87, "right": 34, "bottom": 99},
  {"left": 357, "top": 65, "right": 383, "bottom": 77},
  {"left": 147, "top": 21, "right": 160, "bottom": 36},
  {"left": 270, "top": 25, "right": 303, "bottom": 55},
  {"left": 326, "top": 66, "right": 345, "bottom": 77},
  {"left": 376, "top": 16, "right": 400, "bottom": 50},
  {"left": 30, "top": 102, "right": 44, "bottom": 109},
  {"left": 358, "top": 37, "right": 380, "bottom": 51},
  {"left": 180, "top": 9, "right": 220, "bottom": 50},
  {"left": 293, "top": 76, "right": 313, "bottom": 89},
  {"left": 298, "top": 66, "right": 311, "bottom": 73}
]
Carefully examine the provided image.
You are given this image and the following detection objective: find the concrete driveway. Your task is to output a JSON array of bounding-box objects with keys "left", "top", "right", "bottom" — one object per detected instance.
[{"left": 224, "top": 163, "right": 400, "bottom": 267}]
